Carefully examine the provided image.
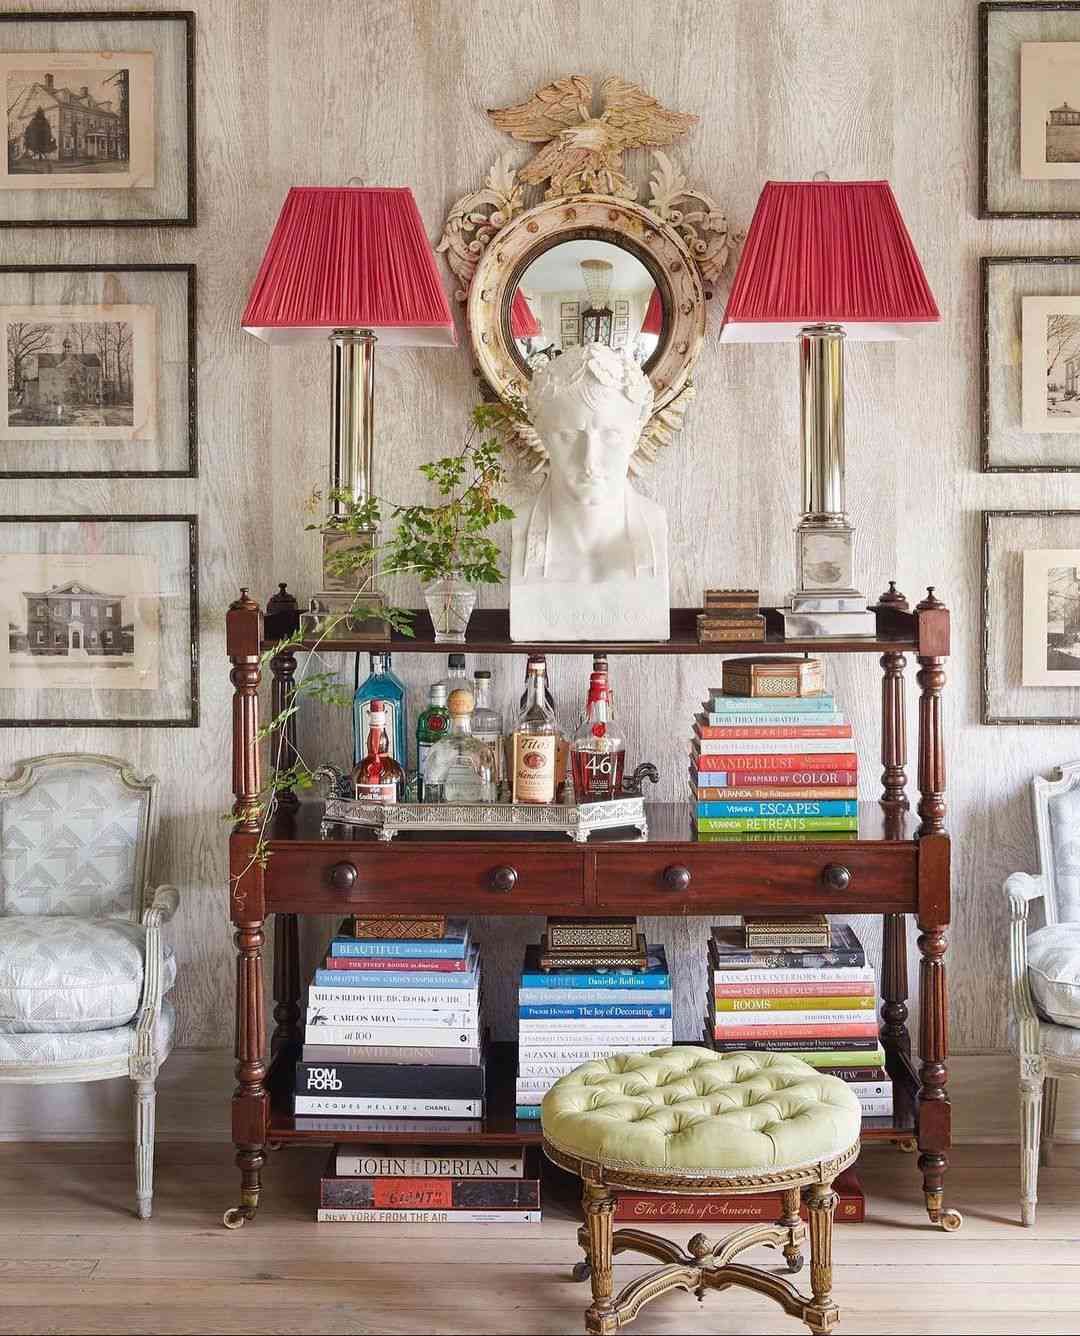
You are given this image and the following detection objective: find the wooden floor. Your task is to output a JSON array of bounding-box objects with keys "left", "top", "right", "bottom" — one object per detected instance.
[{"left": 1, "top": 1141, "right": 1078, "bottom": 1335}]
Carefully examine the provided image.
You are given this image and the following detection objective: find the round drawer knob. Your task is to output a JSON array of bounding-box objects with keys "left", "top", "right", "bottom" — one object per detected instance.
[
  {"left": 328, "top": 861, "right": 358, "bottom": 891},
  {"left": 821, "top": 863, "right": 852, "bottom": 891},
  {"left": 489, "top": 865, "right": 518, "bottom": 893},
  {"left": 662, "top": 864, "right": 692, "bottom": 893}
]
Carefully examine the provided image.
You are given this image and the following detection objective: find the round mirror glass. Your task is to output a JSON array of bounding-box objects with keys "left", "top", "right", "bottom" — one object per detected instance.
[{"left": 505, "top": 237, "right": 668, "bottom": 377}]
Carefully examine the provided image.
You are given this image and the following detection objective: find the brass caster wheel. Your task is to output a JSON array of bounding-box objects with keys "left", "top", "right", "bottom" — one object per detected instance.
[
  {"left": 267, "top": 1140, "right": 283, "bottom": 1153},
  {"left": 572, "top": 1260, "right": 591, "bottom": 1283},
  {"left": 222, "top": 1206, "right": 248, "bottom": 1229},
  {"left": 940, "top": 1208, "right": 963, "bottom": 1232},
  {"left": 898, "top": 1137, "right": 917, "bottom": 1153}
]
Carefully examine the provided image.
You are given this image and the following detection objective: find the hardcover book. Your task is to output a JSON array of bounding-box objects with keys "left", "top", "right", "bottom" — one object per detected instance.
[
  {"left": 294, "top": 1116, "right": 483, "bottom": 1136},
  {"left": 308, "top": 986, "right": 480, "bottom": 1008},
  {"left": 328, "top": 919, "right": 470, "bottom": 959},
  {"left": 518, "top": 1003, "right": 672, "bottom": 1021},
  {"left": 303, "top": 1023, "right": 481, "bottom": 1047},
  {"left": 709, "top": 1042, "right": 887, "bottom": 1068},
  {"left": 294, "top": 1061, "right": 486, "bottom": 1101},
  {"left": 693, "top": 817, "right": 859, "bottom": 832},
  {"left": 706, "top": 693, "right": 835, "bottom": 713},
  {"left": 692, "top": 786, "right": 858, "bottom": 801},
  {"left": 316, "top": 1208, "right": 541, "bottom": 1223},
  {"left": 710, "top": 923, "right": 866, "bottom": 968},
  {"left": 691, "top": 768, "right": 858, "bottom": 788},
  {"left": 712, "top": 996, "right": 874, "bottom": 1012},
  {"left": 302, "top": 1041, "right": 485, "bottom": 1065},
  {"left": 615, "top": 1167, "right": 863, "bottom": 1224},
  {"left": 702, "top": 712, "right": 844, "bottom": 728},
  {"left": 694, "top": 737, "right": 856, "bottom": 756},
  {"left": 694, "top": 718, "right": 851, "bottom": 740},
  {"left": 518, "top": 987, "right": 671, "bottom": 1006},
  {"left": 323, "top": 955, "right": 472, "bottom": 973},
  {"left": 710, "top": 1007, "right": 875, "bottom": 1027},
  {"left": 333, "top": 1147, "right": 525, "bottom": 1178},
  {"left": 694, "top": 800, "right": 857, "bottom": 818},
  {"left": 709, "top": 1023, "right": 878, "bottom": 1041},
  {"left": 319, "top": 1176, "right": 539, "bottom": 1211},
  {"left": 693, "top": 753, "right": 859, "bottom": 772},
  {"left": 295, "top": 1095, "right": 483, "bottom": 1117},
  {"left": 713, "top": 979, "right": 874, "bottom": 997},
  {"left": 315, "top": 948, "right": 479, "bottom": 989}
]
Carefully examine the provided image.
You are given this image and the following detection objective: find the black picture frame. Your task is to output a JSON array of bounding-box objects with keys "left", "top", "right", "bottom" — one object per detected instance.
[
  {"left": 980, "top": 255, "right": 1080, "bottom": 472},
  {"left": 0, "top": 10, "right": 195, "bottom": 228},
  {"left": 0, "top": 513, "right": 198, "bottom": 728},
  {"left": 981, "top": 507, "right": 1080, "bottom": 725},
  {"left": 0, "top": 262, "right": 196, "bottom": 478}
]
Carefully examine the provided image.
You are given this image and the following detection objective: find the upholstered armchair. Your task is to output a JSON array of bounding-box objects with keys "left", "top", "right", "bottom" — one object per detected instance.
[
  {"left": 0, "top": 754, "right": 178, "bottom": 1218},
  {"left": 1006, "top": 760, "right": 1080, "bottom": 1226}
]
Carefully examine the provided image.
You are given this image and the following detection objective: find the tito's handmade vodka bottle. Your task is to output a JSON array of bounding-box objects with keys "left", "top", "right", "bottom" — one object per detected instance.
[{"left": 511, "top": 658, "right": 559, "bottom": 804}]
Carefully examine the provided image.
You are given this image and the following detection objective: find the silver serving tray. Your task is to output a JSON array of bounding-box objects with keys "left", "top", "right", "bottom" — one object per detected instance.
[{"left": 320, "top": 795, "right": 648, "bottom": 843}]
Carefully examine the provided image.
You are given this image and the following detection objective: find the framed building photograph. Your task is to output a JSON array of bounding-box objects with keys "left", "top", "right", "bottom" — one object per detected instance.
[
  {"left": 0, "top": 514, "right": 197, "bottom": 727},
  {"left": 981, "top": 256, "right": 1080, "bottom": 471},
  {"left": 982, "top": 509, "right": 1080, "bottom": 723},
  {"left": 980, "top": 2, "right": 1080, "bottom": 218},
  {"left": 0, "top": 264, "right": 195, "bottom": 477},
  {"left": 0, "top": 11, "right": 194, "bottom": 227}
]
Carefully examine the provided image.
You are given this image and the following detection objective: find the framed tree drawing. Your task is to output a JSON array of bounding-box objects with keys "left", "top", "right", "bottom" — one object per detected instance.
[
  {"left": 0, "top": 11, "right": 194, "bottom": 227},
  {"left": 0, "top": 264, "right": 195, "bottom": 477},
  {"left": 0, "top": 514, "right": 198, "bottom": 727}
]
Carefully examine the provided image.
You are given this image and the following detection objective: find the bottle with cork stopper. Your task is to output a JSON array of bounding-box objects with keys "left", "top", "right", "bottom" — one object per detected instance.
[{"left": 421, "top": 686, "right": 497, "bottom": 804}]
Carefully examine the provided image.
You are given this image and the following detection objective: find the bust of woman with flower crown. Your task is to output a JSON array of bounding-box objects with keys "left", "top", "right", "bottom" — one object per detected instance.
[{"left": 509, "top": 342, "right": 669, "bottom": 641}]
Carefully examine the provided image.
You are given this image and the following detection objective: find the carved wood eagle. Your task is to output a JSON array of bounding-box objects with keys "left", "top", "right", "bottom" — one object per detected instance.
[{"left": 488, "top": 76, "right": 697, "bottom": 200}]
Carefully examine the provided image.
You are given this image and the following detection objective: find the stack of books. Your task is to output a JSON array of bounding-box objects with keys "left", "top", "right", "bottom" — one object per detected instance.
[
  {"left": 707, "top": 918, "right": 892, "bottom": 1122},
  {"left": 294, "top": 915, "right": 486, "bottom": 1125},
  {"left": 696, "top": 589, "right": 765, "bottom": 643},
  {"left": 318, "top": 1143, "right": 540, "bottom": 1224},
  {"left": 690, "top": 658, "right": 858, "bottom": 837},
  {"left": 515, "top": 939, "right": 674, "bottom": 1119}
]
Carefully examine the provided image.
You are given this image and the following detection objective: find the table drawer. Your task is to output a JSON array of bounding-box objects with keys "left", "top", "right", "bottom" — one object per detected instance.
[
  {"left": 594, "top": 846, "right": 917, "bottom": 914},
  {"left": 266, "top": 845, "right": 587, "bottom": 914}
]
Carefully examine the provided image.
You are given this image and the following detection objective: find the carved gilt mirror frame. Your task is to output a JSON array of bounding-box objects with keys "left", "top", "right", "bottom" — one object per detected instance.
[{"left": 437, "top": 76, "right": 734, "bottom": 470}]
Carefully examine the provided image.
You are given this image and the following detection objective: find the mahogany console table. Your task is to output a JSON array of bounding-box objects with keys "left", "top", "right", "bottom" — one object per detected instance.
[{"left": 224, "top": 583, "right": 959, "bottom": 1232}]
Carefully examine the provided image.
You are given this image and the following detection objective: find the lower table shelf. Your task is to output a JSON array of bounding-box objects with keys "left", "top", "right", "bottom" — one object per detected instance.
[{"left": 266, "top": 1039, "right": 920, "bottom": 1148}]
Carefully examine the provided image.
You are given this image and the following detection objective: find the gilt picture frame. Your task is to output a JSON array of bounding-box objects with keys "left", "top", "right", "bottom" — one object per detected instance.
[{"left": 0, "top": 514, "right": 198, "bottom": 728}]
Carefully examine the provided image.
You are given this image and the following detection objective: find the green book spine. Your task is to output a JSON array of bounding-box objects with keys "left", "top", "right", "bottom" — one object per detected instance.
[
  {"left": 694, "top": 816, "right": 859, "bottom": 833},
  {"left": 712, "top": 995, "right": 875, "bottom": 1012}
]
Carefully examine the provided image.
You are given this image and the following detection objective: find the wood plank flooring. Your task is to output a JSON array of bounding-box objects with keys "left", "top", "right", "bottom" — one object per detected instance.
[{"left": 0, "top": 1142, "right": 1077, "bottom": 1334}]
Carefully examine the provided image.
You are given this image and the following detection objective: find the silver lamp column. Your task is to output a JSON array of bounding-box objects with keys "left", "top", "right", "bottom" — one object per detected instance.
[{"left": 780, "top": 323, "right": 876, "bottom": 638}]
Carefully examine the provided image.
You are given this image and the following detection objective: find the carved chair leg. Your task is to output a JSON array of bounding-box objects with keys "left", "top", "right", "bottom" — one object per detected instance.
[
  {"left": 133, "top": 1076, "right": 157, "bottom": 1221},
  {"left": 1019, "top": 1064, "right": 1045, "bottom": 1228},
  {"left": 804, "top": 1183, "right": 839, "bottom": 1335},
  {"left": 582, "top": 1179, "right": 617, "bottom": 1336},
  {"left": 779, "top": 1185, "right": 804, "bottom": 1273},
  {"left": 1041, "top": 1075, "right": 1059, "bottom": 1168}
]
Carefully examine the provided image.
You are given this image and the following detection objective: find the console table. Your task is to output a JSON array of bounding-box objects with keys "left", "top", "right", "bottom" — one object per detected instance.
[{"left": 224, "top": 583, "right": 958, "bottom": 1232}]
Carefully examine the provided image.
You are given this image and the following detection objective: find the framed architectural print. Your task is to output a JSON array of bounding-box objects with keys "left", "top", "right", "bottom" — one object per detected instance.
[
  {"left": 0, "top": 11, "right": 194, "bottom": 227},
  {"left": 981, "top": 256, "right": 1080, "bottom": 471},
  {"left": 982, "top": 509, "right": 1080, "bottom": 723},
  {"left": 0, "top": 514, "right": 198, "bottom": 727},
  {"left": 980, "top": 2, "right": 1080, "bottom": 218},
  {"left": 0, "top": 264, "right": 195, "bottom": 477}
]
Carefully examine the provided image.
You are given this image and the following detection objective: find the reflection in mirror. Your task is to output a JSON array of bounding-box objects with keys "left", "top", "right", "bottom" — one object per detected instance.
[{"left": 507, "top": 238, "right": 666, "bottom": 375}]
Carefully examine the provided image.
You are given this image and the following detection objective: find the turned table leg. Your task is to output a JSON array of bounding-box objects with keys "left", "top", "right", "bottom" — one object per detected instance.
[
  {"left": 582, "top": 1179, "right": 617, "bottom": 1336},
  {"left": 225, "top": 917, "right": 268, "bottom": 1228},
  {"left": 881, "top": 914, "right": 911, "bottom": 1061},
  {"left": 804, "top": 1183, "right": 839, "bottom": 1335},
  {"left": 780, "top": 1185, "right": 804, "bottom": 1273},
  {"left": 272, "top": 913, "right": 301, "bottom": 1056},
  {"left": 917, "top": 911, "right": 960, "bottom": 1231}
]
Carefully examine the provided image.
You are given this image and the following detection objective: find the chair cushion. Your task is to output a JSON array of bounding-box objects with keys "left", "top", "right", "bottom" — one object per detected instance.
[
  {"left": 0, "top": 998, "right": 176, "bottom": 1067},
  {"left": 541, "top": 1046, "right": 861, "bottom": 1176},
  {"left": 0, "top": 916, "right": 175, "bottom": 1034},
  {"left": 1028, "top": 923, "right": 1080, "bottom": 1028}
]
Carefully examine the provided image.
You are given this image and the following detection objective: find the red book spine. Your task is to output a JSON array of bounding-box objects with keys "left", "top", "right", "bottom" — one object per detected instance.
[
  {"left": 695, "top": 754, "right": 858, "bottom": 772},
  {"left": 323, "top": 956, "right": 468, "bottom": 972},
  {"left": 711, "top": 1022, "right": 879, "bottom": 1039},
  {"left": 713, "top": 981, "right": 875, "bottom": 998},
  {"left": 695, "top": 724, "right": 852, "bottom": 740},
  {"left": 691, "top": 770, "right": 857, "bottom": 789},
  {"left": 615, "top": 1182, "right": 864, "bottom": 1224}
]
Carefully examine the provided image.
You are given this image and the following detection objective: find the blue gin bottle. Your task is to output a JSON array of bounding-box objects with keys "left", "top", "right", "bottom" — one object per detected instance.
[{"left": 353, "top": 652, "right": 407, "bottom": 768}]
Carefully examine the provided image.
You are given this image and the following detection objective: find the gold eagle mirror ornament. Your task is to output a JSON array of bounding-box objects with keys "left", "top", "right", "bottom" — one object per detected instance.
[{"left": 438, "top": 75, "right": 734, "bottom": 470}]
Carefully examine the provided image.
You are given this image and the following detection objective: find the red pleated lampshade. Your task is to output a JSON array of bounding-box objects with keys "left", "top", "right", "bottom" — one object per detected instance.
[
  {"left": 720, "top": 180, "right": 939, "bottom": 342},
  {"left": 242, "top": 186, "right": 456, "bottom": 346},
  {"left": 510, "top": 289, "right": 541, "bottom": 339},
  {"left": 641, "top": 286, "right": 664, "bottom": 335}
]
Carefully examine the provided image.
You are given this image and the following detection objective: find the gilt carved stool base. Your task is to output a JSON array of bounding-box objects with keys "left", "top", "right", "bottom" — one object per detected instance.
[{"left": 541, "top": 1048, "right": 862, "bottom": 1335}]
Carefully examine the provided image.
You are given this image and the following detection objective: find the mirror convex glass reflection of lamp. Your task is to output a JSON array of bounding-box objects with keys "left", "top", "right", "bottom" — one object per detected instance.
[
  {"left": 719, "top": 178, "right": 939, "bottom": 638},
  {"left": 242, "top": 186, "right": 456, "bottom": 638}
]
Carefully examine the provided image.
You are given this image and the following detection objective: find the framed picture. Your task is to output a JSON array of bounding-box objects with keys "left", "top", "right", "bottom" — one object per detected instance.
[
  {"left": 981, "top": 256, "right": 1080, "bottom": 471},
  {"left": 0, "top": 11, "right": 194, "bottom": 227},
  {"left": 0, "top": 264, "right": 195, "bottom": 477},
  {"left": 559, "top": 301, "right": 579, "bottom": 318},
  {"left": 981, "top": 508, "right": 1080, "bottom": 723},
  {"left": 613, "top": 300, "right": 629, "bottom": 316},
  {"left": 0, "top": 514, "right": 197, "bottom": 727},
  {"left": 980, "top": 2, "right": 1080, "bottom": 218}
]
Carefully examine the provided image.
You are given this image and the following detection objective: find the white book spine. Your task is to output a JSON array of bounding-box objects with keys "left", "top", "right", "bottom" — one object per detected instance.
[
  {"left": 858, "top": 1098, "right": 894, "bottom": 1117},
  {"left": 309, "top": 987, "right": 480, "bottom": 1008},
  {"left": 517, "top": 1021, "right": 674, "bottom": 1034},
  {"left": 517, "top": 988, "right": 672, "bottom": 1005},
  {"left": 316, "top": 1209, "right": 542, "bottom": 1224},
  {"left": 711, "top": 1009, "right": 871, "bottom": 1027},
  {"left": 295, "top": 1095, "right": 482, "bottom": 1116},
  {"left": 517, "top": 1046, "right": 658, "bottom": 1065},
  {"left": 304, "top": 1024, "right": 481, "bottom": 1047},
  {"left": 305, "top": 1008, "right": 478, "bottom": 1027},
  {"left": 845, "top": 1081, "right": 893, "bottom": 1099},
  {"left": 334, "top": 1153, "right": 523, "bottom": 1178},
  {"left": 694, "top": 737, "right": 853, "bottom": 755},
  {"left": 711, "top": 966, "right": 875, "bottom": 985}
]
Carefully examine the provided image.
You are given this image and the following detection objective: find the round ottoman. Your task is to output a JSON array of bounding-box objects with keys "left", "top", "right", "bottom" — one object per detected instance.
[{"left": 541, "top": 1046, "right": 862, "bottom": 1336}]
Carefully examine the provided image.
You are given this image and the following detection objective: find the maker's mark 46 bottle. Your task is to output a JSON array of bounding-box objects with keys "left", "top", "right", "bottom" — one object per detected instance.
[{"left": 570, "top": 670, "right": 625, "bottom": 801}]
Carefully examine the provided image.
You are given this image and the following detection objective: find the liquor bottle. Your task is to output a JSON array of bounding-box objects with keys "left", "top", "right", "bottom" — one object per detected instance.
[
  {"left": 471, "top": 670, "right": 504, "bottom": 781},
  {"left": 570, "top": 670, "right": 626, "bottom": 802},
  {"left": 519, "top": 654, "right": 556, "bottom": 713},
  {"left": 351, "top": 701, "right": 405, "bottom": 803},
  {"left": 422, "top": 688, "right": 497, "bottom": 804},
  {"left": 511, "top": 658, "right": 559, "bottom": 804},
  {"left": 436, "top": 653, "right": 468, "bottom": 697},
  {"left": 415, "top": 683, "right": 450, "bottom": 801},
  {"left": 578, "top": 652, "right": 615, "bottom": 728},
  {"left": 516, "top": 654, "right": 569, "bottom": 791},
  {"left": 353, "top": 652, "right": 407, "bottom": 767}
]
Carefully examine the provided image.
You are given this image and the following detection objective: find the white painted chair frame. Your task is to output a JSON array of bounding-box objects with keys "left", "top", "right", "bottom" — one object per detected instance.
[
  {"left": 0, "top": 753, "right": 179, "bottom": 1219},
  {"left": 1005, "top": 759, "right": 1080, "bottom": 1226}
]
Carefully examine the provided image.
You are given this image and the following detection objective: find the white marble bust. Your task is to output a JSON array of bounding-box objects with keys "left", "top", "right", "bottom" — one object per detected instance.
[{"left": 510, "top": 342, "right": 669, "bottom": 642}]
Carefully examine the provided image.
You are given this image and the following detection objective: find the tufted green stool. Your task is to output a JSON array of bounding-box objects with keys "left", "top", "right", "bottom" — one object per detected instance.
[{"left": 542, "top": 1046, "right": 862, "bottom": 1335}]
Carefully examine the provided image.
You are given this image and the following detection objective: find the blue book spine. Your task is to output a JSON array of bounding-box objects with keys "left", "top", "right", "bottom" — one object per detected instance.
[
  {"left": 517, "top": 1004, "right": 673, "bottom": 1020},
  {"left": 515, "top": 1105, "right": 543, "bottom": 1119},
  {"left": 708, "top": 695, "right": 835, "bottom": 713},
  {"left": 519, "top": 971, "right": 672, "bottom": 989},
  {"left": 694, "top": 800, "right": 858, "bottom": 818},
  {"left": 328, "top": 937, "right": 467, "bottom": 959},
  {"left": 314, "top": 969, "right": 479, "bottom": 988}
]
